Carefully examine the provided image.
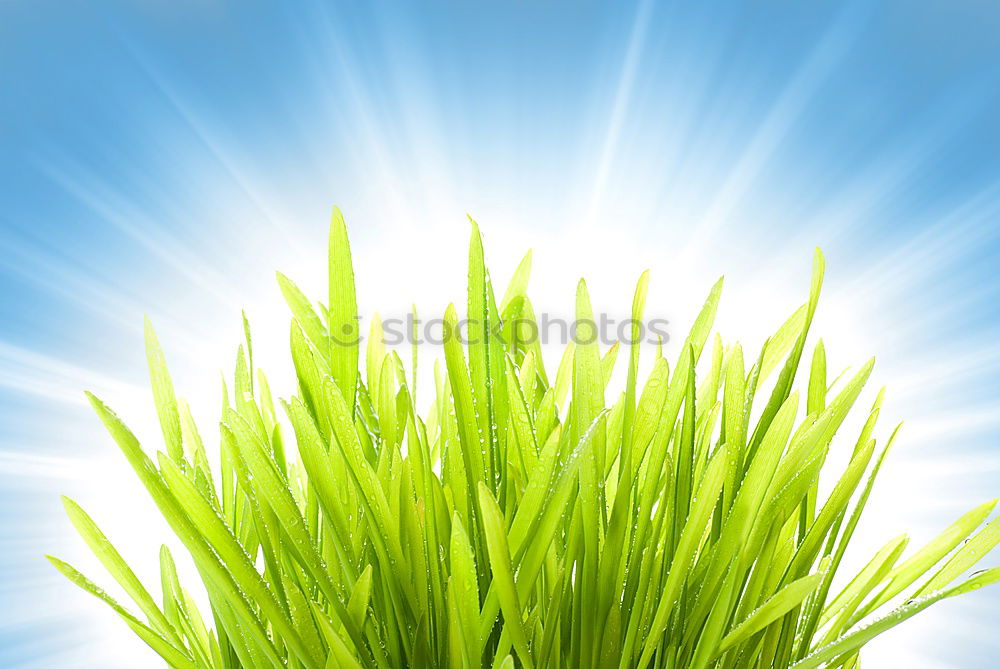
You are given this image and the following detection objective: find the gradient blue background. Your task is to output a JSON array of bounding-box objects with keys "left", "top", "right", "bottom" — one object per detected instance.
[{"left": 3, "top": 1, "right": 1000, "bottom": 666}]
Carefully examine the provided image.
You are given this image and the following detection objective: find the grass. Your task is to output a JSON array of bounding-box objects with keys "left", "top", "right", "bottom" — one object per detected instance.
[{"left": 52, "top": 208, "right": 1000, "bottom": 668}]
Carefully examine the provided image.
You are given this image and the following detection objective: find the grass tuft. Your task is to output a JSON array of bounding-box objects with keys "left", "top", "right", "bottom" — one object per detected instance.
[{"left": 53, "top": 211, "right": 1000, "bottom": 668}]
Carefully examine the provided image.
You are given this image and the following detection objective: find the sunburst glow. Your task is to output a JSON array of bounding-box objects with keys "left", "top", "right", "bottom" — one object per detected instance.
[{"left": 2, "top": 1, "right": 1000, "bottom": 666}]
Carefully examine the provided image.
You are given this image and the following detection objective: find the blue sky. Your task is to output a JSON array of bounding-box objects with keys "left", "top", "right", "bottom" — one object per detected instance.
[{"left": 2, "top": 0, "right": 1000, "bottom": 666}]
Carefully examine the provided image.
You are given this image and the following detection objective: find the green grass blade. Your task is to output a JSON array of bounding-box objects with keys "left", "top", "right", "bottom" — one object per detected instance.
[
  {"left": 85, "top": 392, "right": 286, "bottom": 668},
  {"left": 792, "top": 568, "right": 1000, "bottom": 669},
  {"left": 915, "top": 516, "right": 1000, "bottom": 597},
  {"left": 61, "top": 497, "right": 180, "bottom": 646},
  {"left": 48, "top": 556, "right": 198, "bottom": 669},
  {"left": 717, "top": 570, "right": 824, "bottom": 655},
  {"left": 144, "top": 317, "right": 184, "bottom": 463},
  {"left": 852, "top": 498, "right": 997, "bottom": 621},
  {"left": 449, "top": 512, "right": 482, "bottom": 667},
  {"left": 479, "top": 483, "right": 534, "bottom": 669},
  {"left": 499, "top": 250, "right": 532, "bottom": 313},
  {"left": 328, "top": 206, "right": 359, "bottom": 409},
  {"left": 636, "top": 443, "right": 728, "bottom": 668}
]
